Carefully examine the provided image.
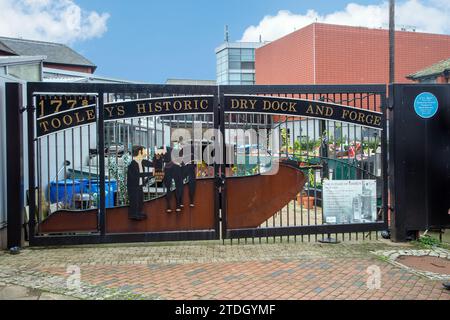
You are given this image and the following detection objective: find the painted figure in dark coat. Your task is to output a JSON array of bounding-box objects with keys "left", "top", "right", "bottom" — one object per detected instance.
[
  {"left": 127, "top": 146, "right": 153, "bottom": 221},
  {"left": 178, "top": 138, "right": 196, "bottom": 207},
  {"left": 162, "top": 146, "right": 184, "bottom": 213}
]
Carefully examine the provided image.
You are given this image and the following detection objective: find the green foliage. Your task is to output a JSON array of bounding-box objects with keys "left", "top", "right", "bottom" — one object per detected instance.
[
  {"left": 362, "top": 138, "right": 381, "bottom": 154},
  {"left": 328, "top": 137, "right": 347, "bottom": 147},
  {"left": 416, "top": 235, "right": 441, "bottom": 247},
  {"left": 108, "top": 153, "right": 132, "bottom": 205},
  {"left": 281, "top": 128, "right": 289, "bottom": 150}
]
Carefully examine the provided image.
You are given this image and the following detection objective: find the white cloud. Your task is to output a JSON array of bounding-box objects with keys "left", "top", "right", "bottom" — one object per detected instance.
[
  {"left": 241, "top": 0, "right": 450, "bottom": 42},
  {"left": 0, "top": 0, "right": 110, "bottom": 44}
]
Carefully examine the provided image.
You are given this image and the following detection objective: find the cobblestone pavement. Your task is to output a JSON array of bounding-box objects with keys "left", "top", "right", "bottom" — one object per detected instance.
[{"left": 0, "top": 239, "right": 449, "bottom": 300}]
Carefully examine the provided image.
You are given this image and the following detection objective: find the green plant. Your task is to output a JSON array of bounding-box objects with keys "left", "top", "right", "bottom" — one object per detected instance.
[
  {"left": 306, "top": 168, "right": 317, "bottom": 187},
  {"left": 281, "top": 128, "right": 289, "bottom": 150},
  {"left": 362, "top": 138, "right": 381, "bottom": 154},
  {"left": 416, "top": 235, "right": 441, "bottom": 247},
  {"left": 108, "top": 153, "right": 132, "bottom": 205}
]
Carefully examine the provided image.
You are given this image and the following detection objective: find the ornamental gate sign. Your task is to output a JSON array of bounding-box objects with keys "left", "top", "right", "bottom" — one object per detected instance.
[
  {"left": 18, "top": 83, "right": 388, "bottom": 246},
  {"left": 37, "top": 94, "right": 382, "bottom": 138},
  {"left": 224, "top": 95, "right": 383, "bottom": 129}
]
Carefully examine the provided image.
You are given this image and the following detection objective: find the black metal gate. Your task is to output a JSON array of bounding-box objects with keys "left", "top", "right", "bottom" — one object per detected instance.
[
  {"left": 219, "top": 85, "right": 388, "bottom": 243},
  {"left": 24, "top": 83, "right": 388, "bottom": 246}
]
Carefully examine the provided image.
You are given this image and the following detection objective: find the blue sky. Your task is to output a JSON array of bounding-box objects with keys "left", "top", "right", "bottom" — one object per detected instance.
[
  {"left": 72, "top": 0, "right": 383, "bottom": 83},
  {"left": 1, "top": 0, "right": 448, "bottom": 83}
]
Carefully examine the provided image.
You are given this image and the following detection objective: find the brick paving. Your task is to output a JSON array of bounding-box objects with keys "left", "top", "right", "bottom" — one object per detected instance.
[{"left": 0, "top": 240, "right": 449, "bottom": 300}]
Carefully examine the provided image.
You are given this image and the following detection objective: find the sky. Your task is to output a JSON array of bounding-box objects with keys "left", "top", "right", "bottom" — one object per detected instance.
[{"left": 0, "top": 0, "right": 449, "bottom": 83}]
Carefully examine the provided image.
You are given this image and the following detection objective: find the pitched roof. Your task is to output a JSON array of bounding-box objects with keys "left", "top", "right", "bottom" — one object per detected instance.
[
  {"left": 407, "top": 58, "right": 450, "bottom": 80},
  {"left": 0, "top": 41, "right": 15, "bottom": 54},
  {"left": 0, "top": 36, "right": 96, "bottom": 70}
]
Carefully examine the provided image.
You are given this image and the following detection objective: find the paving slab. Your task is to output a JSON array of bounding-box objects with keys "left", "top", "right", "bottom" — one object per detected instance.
[{"left": 0, "top": 240, "right": 449, "bottom": 300}]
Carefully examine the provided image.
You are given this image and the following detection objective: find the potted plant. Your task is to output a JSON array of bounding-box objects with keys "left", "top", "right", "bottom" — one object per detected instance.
[
  {"left": 297, "top": 191, "right": 315, "bottom": 208},
  {"left": 297, "top": 168, "right": 316, "bottom": 208}
]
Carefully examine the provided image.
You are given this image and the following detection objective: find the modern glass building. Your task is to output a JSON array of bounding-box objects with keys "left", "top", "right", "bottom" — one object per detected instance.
[{"left": 215, "top": 42, "right": 268, "bottom": 85}]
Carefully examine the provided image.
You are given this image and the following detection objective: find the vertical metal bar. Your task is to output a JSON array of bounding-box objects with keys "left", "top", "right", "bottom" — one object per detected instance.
[
  {"left": 265, "top": 113, "right": 269, "bottom": 244},
  {"left": 98, "top": 93, "right": 106, "bottom": 235},
  {"left": 257, "top": 113, "right": 260, "bottom": 174},
  {"left": 79, "top": 124, "right": 83, "bottom": 208},
  {"left": 154, "top": 115, "right": 158, "bottom": 197},
  {"left": 63, "top": 130, "right": 67, "bottom": 210},
  {"left": 293, "top": 112, "right": 298, "bottom": 242},
  {"left": 218, "top": 90, "right": 227, "bottom": 241},
  {"left": 37, "top": 138, "right": 42, "bottom": 224},
  {"left": 55, "top": 105, "right": 59, "bottom": 210},
  {"left": 6, "top": 83, "right": 24, "bottom": 248},
  {"left": 381, "top": 92, "right": 389, "bottom": 227},
  {"left": 88, "top": 123, "right": 92, "bottom": 207},
  {"left": 47, "top": 135, "right": 51, "bottom": 212}
]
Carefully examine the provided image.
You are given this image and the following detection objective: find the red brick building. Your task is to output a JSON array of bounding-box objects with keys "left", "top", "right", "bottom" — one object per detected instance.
[{"left": 255, "top": 23, "right": 450, "bottom": 85}]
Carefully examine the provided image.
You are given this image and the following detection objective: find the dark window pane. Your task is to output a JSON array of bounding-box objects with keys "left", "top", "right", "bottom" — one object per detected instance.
[{"left": 241, "top": 62, "right": 255, "bottom": 70}]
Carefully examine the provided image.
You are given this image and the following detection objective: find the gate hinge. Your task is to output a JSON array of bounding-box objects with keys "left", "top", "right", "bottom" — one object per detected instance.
[{"left": 20, "top": 105, "right": 36, "bottom": 114}]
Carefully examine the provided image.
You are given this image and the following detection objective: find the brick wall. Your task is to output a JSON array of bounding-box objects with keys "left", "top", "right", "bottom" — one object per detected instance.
[
  {"left": 436, "top": 75, "right": 449, "bottom": 83},
  {"left": 256, "top": 23, "right": 450, "bottom": 85},
  {"left": 255, "top": 24, "right": 315, "bottom": 85}
]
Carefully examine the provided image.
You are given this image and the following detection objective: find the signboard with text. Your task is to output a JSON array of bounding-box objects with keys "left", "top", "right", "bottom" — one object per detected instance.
[
  {"left": 36, "top": 95, "right": 214, "bottom": 137},
  {"left": 323, "top": 180, "right": 377, "bottom": 224},
  {"left": 224, "top": 95, "right": 383, "bottom": 129},
  {"left": 35, "top": 94, "right": 383, "bottom": 137}
]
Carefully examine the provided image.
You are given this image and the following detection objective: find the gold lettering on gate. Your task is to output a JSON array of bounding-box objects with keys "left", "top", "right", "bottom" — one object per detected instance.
[
  {"left": 51, "top": 118, "right": 61, "bottom": 129},
  {"left": 163, "top": 102, "right": 171, "bottom": 111},
  {"left": 137, "top": 103, "right": 147, "bottom": 114},
  {"left": 155, "top": 102, "right": 162, "bottom": 112},
  {"left": 117, "top": 105, "right": 125, "bottom": 116},
  {"left": 373, "top": 116, "right": 381, "bottom": 127},
  {"left": 316, "top": 105, "right": 325, "bottom": 116},
  {"left": 173, "top": 101, "right": 182, "bottom": 111},
  {"left": 200, "top": 99, "right": 208, "bottom": 110},
  {"left": 105, "top": 106, "right": 115, "bottom": 117},
  {"left": 62, "top": 115, "right": 73, "bottom": 126},
  {"left": 40, "top": 121, "right": 50, "bottom": 133},
  {"left": 85, "top": 109, "right": 95, "bottom": 121},
  {"left": 75, "top": 112, "right": 85, "bottom": 123}
]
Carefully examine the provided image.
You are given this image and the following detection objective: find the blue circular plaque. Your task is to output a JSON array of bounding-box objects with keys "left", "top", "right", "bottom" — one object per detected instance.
[{"left": 414, "top": 92, "right": 439, "bottom": 119}]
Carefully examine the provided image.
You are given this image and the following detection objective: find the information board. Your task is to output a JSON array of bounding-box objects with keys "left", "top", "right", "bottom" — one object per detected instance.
[{"left": 323, "top": 180, "right": 377, "bottom": 224}]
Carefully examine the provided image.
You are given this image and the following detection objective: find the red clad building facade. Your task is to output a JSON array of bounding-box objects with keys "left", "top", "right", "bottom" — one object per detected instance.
[{"left": 255, "top": 23, "right": 450, "bottom": 85}]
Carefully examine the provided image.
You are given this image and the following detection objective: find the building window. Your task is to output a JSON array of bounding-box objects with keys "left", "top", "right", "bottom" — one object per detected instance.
[
  {"left": 242, "top": 73, "right": 255, "bottom": 81},
  {"left": 229, "top": 61, "right": 241, "bottom": 70},
  {"left": 229, "top": 73, "right": 241, "bottom": 81},
  {"left": 241, "top": 62, "right": 255, "bottom": 70}
]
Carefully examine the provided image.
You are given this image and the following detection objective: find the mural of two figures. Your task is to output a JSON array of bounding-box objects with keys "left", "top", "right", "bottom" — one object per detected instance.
[{"left": 126, "top": 143, "right": 197, "bottom": 221}]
